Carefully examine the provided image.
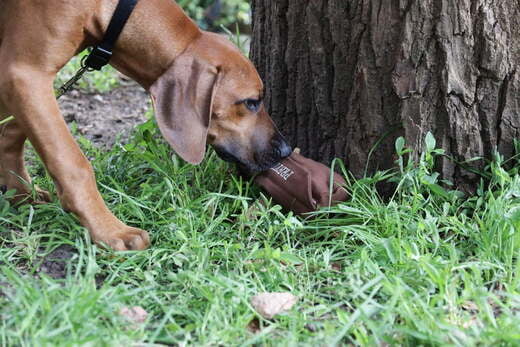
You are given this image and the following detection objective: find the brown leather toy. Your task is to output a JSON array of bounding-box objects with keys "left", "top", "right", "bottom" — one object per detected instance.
[{"left": 255, "top": 152, "right": 348, "bottom": 215}]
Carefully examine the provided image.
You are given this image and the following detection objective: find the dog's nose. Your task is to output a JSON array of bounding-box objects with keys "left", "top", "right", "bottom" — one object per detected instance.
[
  {"left": 272, "top": 134, "right": 292, "bottom": 159},
  {"left": 278, "top": 140, "right": 292, "bottom": 158}
]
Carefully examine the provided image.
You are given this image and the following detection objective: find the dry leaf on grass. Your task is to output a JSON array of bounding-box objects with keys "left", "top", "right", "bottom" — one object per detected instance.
[
  {"left": 247, "top": 318, "right": 262, "bottom": 333},
  {"left": 251, "top": 292, "right": 298, "bottom": 319},
  {"left": 119, "top": 306, "right": 148, "bottom": 328},
  {"left": 462, "top": 301, "right": 479, "bottom": 313}
]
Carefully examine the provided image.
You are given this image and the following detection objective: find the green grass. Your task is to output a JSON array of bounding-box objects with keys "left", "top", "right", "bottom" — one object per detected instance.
[
  {"left": 1, "top": 112, "right": 519, "bottom": 345},
  {"left": 54, "top": 50, "right": 121, "bottom": 94}
]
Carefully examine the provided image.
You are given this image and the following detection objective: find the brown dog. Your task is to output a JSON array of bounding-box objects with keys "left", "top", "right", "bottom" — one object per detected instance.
[{"left": 0, "top": 0, "right": 291, "bottom": 250}]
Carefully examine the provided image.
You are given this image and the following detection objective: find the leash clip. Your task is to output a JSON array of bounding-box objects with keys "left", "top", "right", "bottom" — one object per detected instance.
[
  {"left": 84, "top": 46, "right": 113, "bottom": 71},
  {"left": 55, "top": 0, "right": 138, "bottom": 98}
]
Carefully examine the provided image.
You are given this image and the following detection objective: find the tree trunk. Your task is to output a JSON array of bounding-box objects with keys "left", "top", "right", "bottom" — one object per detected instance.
[{"left": 251, "top": 0, "right": 520, "bottom": 190}]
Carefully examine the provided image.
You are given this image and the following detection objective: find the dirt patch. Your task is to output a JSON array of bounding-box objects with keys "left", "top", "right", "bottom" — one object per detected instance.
[
  {"left": 58, "top": 81, "right": 151, "bottom": 148},
  {"left": 38, "top": 245, "right": 77, "bottom": 279},
  {"left": 38, "top": 245, "right": 105, "bottom": 286}
]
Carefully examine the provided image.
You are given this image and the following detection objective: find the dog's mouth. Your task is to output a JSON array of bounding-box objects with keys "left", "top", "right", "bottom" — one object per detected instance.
[
  {"left": 214, "top": 146, "right": 240, "bottom": 164},
  {"left": 251, "top": 150, "right": 286, "bottom": 172},
  {"left": 213, "top": 146, "right": 283, "bottom": 174}
]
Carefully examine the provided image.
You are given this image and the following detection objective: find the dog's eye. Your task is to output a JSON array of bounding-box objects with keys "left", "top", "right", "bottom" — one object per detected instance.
[{"left": 244, "top": 99, "right": 261, "bottom": 113}]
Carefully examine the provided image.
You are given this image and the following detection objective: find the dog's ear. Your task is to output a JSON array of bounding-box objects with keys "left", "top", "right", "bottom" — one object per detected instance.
[{"left": 150, "top": 55, "right": 219, "bottom": 164}]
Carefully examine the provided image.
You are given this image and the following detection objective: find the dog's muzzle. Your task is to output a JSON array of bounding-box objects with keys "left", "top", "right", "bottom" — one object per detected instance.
[
  {"left": 214, "top": 146, "right": 240, "bottom": 164},
  {"left": 214, "top": 134, "right": 292, "bottom": 173},
  {"left": 249, "top": 134, "right": 293, "bottom": 172},
  {"left": 271, "top": 134, "right": 292, "bottom": 160}
]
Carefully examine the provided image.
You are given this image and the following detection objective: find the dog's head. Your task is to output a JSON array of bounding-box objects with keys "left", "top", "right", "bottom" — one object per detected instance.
[{"left": 150, "top": 32, "right": 291, "bottom": 173}]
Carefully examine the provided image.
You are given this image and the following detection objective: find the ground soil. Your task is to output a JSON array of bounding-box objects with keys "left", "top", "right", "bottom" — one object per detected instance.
[
  {"left": 58, "top": 81, "right": 151, "bottom": 148},
  {"left": 38, "top": 244, "right": 77, "bottom": 279}
]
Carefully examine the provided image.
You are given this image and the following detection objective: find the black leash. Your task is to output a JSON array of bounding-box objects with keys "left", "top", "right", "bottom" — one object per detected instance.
[{"left": 56, "top": 0, "right": 139, "bottom": 99}]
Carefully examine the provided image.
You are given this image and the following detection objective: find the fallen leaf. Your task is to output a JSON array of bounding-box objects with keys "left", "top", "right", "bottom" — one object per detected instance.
[
  {"left": 119, "top": 306, "right": 148, "bottom": 328},
  {"left": 247, "top": 318, "right": 261, "bottom": 333},
  {"left": 461, "top": 301, "right": 478, "bottom": 313},
  {"left": 251, "top": 292, "right": 298, "bottom": 319}
]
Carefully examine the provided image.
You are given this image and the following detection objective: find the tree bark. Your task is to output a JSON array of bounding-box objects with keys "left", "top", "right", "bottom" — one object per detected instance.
[{"left": 251, "top": 0, "right": 520, "bottom": 189}]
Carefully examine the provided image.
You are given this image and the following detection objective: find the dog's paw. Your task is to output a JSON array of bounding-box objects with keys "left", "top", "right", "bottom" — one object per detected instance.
[
  {"left": 34, "top": 187, "right": 52, "bottom": 203},
  {"left": 96, "top": 227, "right": 150, "bottom": 251},
  {"left": 7, "top": 186, "right": 52, "bottom": 205}
]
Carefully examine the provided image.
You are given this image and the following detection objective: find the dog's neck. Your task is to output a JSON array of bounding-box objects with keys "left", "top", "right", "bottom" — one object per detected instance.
[{"left": 87, "top": 0, "right": 201, "bottom": 89}]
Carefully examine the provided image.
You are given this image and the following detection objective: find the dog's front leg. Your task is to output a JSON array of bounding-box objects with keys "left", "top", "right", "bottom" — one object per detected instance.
[
  {"left": 0, "top": 114, "right": 52, "bottom": 203},
  {"left": 1, "top": 68, "right": 149, "bottom": 251}
]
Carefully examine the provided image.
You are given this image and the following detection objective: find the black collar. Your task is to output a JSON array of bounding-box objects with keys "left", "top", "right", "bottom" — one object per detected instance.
[{"left": 84, "top": 0, "right": 139, "bottom": 71}]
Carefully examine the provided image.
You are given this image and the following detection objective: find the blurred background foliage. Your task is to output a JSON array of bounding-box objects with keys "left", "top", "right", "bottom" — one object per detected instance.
[{"left": 177, "top": 0, "right": 251, "bottom": 32}]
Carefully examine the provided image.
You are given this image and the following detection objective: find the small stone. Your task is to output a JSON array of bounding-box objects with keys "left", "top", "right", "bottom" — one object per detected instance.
[
  {"left": 251, "top": 292, "right": 298, "bottom": 319},
  {"left": 119, "top": 306, "right": 148, "bottom": 328}
]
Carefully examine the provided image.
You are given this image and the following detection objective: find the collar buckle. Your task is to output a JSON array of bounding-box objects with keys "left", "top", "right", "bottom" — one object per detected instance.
[{"left": 84, "top": 46, "right": 113, "bottom": 71}]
